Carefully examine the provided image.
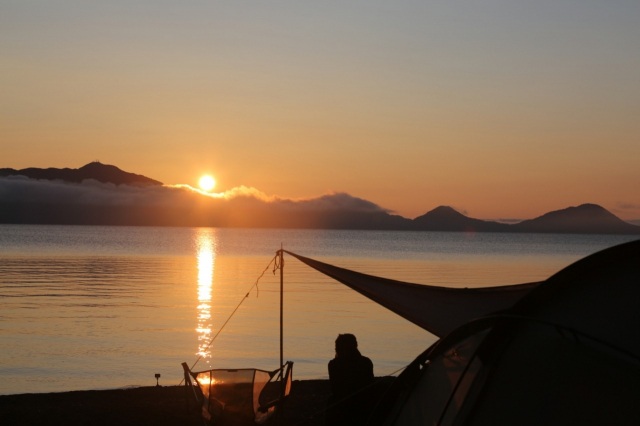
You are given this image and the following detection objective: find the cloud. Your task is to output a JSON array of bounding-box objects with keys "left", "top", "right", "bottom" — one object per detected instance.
[
  {"left": 0, "top": 177, "right": 391, "bottom": 227},
  {"left": 160, "top": 184, "right": 388, "bottom": 212},
  {"left": 614, "top": 202, "right": 640, "bottom": 221},
  {"left": 280, "top": 192, "right": 390, "bottom": 213},
  {"left": 0, "top": 175, "right": 184, "bottom": 206},
  {"left": 616, "top": 202, "right": 640, "bottom": 211}
]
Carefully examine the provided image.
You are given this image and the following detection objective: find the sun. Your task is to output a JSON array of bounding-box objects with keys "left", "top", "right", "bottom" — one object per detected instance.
[{"left": 198, "top": 175, "right": 216, "bottom": 192}]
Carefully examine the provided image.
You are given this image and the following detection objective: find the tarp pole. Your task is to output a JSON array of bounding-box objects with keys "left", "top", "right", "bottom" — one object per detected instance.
[
  {"left": 279, "top": 246, "right": 284, "bottom": 424},
  {"left": 279, "top": 246, "right": 284, "bottom": 372}
]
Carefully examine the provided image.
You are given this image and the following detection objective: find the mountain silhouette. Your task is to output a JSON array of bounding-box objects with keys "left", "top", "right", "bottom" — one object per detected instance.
[
  {"left": 413, "top": 206, "right": 510, "bottom": 232},
  {"left": 512, "top": 204, "right": 640, "bottom": 234},
  {"left": 411, "top": 204, "right": 640, "bottom": 235},
  {"left": 0, "top": 162, "right": 162, "bottom": 186},
  {"left": 1, "top": 162, "right": 639, "bottom": 234}
]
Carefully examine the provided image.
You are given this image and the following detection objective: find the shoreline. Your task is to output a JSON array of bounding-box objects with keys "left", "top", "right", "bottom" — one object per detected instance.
[{"left": 0, "top": 380, "right": 334, "bottom": 426}]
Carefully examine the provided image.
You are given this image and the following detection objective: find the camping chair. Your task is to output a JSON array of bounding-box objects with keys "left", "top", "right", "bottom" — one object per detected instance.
[{"left": 182, "top": 361, "right": 293, "bottom": 425}]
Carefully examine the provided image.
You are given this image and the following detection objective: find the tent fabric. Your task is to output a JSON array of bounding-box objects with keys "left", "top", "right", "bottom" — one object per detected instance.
[
  {"left": 392, "top": 324, "right": 492, "bottom": 425},
  {"left": 464, "top": 320, "right": 640, "bottom": 425},
  {"left": 284, "top": 250, "right": 539, "bottom": 338},
  {"left": 371, "top": 239, "right": 640, "bottom": 426},
  {"left": 509, "top": 238, "right": 640, "bottom": 360}
]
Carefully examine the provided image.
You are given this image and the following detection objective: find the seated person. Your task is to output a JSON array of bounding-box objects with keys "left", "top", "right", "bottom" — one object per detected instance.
[{"left": 327, "top": 333, "right": 374, "bottom": 425}]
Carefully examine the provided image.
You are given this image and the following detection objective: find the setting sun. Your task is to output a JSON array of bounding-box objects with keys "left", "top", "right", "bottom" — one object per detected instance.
[{"left": 198, "top": 175, "right": 216, "bottom": 192}]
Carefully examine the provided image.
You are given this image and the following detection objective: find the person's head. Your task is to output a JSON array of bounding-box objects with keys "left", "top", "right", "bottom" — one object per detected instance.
[{"left": 335, "top": 333, "right": 359, "bottom": 357}]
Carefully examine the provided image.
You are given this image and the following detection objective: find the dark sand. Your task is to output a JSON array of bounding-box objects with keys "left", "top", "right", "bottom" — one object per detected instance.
[{"left": 0, "top": 380, "right": 333, "bottom": 426}]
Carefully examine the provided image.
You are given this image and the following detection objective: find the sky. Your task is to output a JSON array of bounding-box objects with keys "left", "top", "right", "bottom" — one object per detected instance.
[{"left": 2, "top": 1, "right": 639, "bottom": 221}]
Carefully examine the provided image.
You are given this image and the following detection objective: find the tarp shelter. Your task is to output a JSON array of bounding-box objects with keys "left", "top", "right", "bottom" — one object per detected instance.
[{"left": 284, "top": 251, "right": 539, "bottom": 338}]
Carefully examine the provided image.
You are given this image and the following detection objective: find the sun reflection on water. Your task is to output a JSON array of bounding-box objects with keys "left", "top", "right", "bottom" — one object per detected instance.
[{"left": 196, "top": 228, "right": 217, "bottom": 363}]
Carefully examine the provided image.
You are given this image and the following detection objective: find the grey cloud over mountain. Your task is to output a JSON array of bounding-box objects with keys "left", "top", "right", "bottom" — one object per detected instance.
[
  {"left": 0, "top": 176, "right": 392, "bottom": 227},
  {"left": 1, "top": 169, "right": 638, "bottom": 233}
]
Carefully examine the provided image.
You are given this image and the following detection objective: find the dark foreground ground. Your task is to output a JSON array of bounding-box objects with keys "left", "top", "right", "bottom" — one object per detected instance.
[{"left": 0, "top": 380, "right": 337, "bottom": 426}]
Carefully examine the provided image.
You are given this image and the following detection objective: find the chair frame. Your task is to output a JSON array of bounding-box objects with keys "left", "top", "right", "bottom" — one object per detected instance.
[{"left": 182, "top": 361, "right": 293, "bottom": 425}]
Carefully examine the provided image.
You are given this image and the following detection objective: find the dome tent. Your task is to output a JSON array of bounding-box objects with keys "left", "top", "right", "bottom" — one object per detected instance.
[{"left": 370, "top": 240, "right": 640, "bottom": 425}]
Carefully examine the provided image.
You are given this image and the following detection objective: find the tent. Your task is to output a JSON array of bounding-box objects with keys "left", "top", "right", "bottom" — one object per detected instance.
[{"left": 287, "top": 240, "right": 640, "bottom": 425}]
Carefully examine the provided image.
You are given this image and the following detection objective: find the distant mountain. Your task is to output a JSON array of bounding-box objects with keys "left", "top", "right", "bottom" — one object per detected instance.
[
  {"left": 412, "top": 206, "right": 510, "bottom": 232},
  {"left": 410, "top": 204, "right": 640, "bottom": 235},
  {"left": 512, "top": 204, "right": 640, "bottom": 234},
  {"left": 1, "top": 162, "right": 639, "bottom": 234},
  {"left": 0, "top": 162, "right": 162, "bottom": 186}
]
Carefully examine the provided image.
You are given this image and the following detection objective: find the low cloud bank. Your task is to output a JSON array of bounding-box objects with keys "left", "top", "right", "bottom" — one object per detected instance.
[
  {"left": 0, "top": 177, "right": 395, "bottom": 228},
  {"left": 4, "top": 176, "right": 636, "bottom": 232}
]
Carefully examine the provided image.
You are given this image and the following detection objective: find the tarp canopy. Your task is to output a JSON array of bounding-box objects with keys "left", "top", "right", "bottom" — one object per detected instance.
[{"left": 284, "top": 251, "right": 539, "bottom": 338}]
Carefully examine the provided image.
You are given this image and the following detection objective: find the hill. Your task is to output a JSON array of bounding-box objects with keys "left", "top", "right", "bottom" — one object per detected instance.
[
  {"left": 512, "top": 204, "right": 640, "bottom": 234},
  {"left": 1, "top": 162, "right": 639, "bottom": 234},
  {"left": 412, "top": 206, "right": 510, "bottom": 232},
  {"left": 411, "top": 204, "right": 640, "bottom": 235},
  {"left": 0, "top": 162, "right": 162, "bottom": 186}
]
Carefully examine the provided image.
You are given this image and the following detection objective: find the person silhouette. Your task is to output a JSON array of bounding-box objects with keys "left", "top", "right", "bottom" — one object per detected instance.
[{"left": 327, "top": 333, "right": 374, "bottom": 425}]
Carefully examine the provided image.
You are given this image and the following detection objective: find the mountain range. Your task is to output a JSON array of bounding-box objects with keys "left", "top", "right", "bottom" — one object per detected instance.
[
  {"left": 0, "top": 162, "right": 162, "bottom": 186},
  {"left": 1, "top": 162, "right": 639, "bottom": 234}
]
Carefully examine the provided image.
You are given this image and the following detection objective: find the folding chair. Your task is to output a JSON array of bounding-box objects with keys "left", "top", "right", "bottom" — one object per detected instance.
[{"left": 183, "top": 361, "right": 293, "bottom": 425}]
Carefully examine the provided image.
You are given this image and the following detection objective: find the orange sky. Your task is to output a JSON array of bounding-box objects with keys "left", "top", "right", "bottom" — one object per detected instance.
[{"left": 2, "top": 2, "right": 639, "bottom": 220}]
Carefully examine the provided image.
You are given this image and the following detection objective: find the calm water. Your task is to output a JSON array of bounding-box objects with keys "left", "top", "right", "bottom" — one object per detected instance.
[{"left": 0, "top": 225, "right": 635, "bottom": 395}]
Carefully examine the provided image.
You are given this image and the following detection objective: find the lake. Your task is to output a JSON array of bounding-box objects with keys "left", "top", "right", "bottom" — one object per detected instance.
[{"left": 0, "top": 225, "right": 635, "bottom": 395}]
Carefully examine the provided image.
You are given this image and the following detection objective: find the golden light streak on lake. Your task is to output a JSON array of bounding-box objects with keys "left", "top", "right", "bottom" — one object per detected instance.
[{"left": 196, "top": 229, "right": 217, "bottom": 362}]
